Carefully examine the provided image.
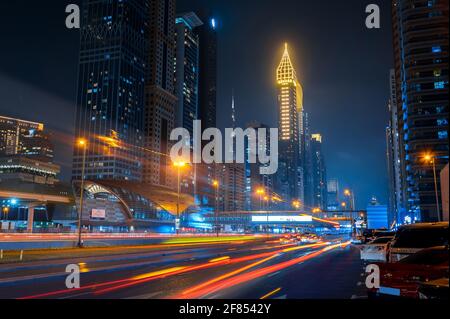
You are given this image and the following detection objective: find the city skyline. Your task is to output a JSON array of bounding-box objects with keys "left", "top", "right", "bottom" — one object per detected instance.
[
  {"left": 1, "top": 0, "right": 397, "bottom": 208},
  {"left": 0, "top": 0, "right": 448, "bottom": 304}
]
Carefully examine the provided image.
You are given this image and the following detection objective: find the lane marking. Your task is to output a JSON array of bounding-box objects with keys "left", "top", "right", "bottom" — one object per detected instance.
[
  {"left": 260, "top": 287, "right": 282, "bottom": 300},
  {"left": 267, "top": 271, "right": 280, "bottom": 278}
]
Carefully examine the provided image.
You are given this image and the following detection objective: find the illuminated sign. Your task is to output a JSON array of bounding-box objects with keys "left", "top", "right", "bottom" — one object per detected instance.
[
  {"left": 91, "top": 209, "right": 106, "bottom": 219},
  {"left": 251, "top": 216, "right": 313, "bottom": 223}
]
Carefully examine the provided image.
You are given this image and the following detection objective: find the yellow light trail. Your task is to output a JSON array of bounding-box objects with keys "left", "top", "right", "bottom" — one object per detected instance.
[
  {"left": 260, "top": 287, "right": 282, "bottom": 300},
  {"left": 132, "top": 267, "right": 187, "bottom": 280}
]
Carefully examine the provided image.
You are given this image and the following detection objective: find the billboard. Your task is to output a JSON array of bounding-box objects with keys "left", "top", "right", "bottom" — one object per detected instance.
[
  {"left": 91, "top": 209, "right": 106, "bottom": 219},
  {"left": 251, "top": 215, "right": 313, "bottom": 223}
]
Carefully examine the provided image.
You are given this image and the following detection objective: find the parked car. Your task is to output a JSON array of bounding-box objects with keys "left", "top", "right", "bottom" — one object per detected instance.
[
  {"left": 389, "top": 222, "right": 448, "bottom": 262},
  {"left": 360, "top": 236, "right": 393, "bottom": 262},
  {"left": 362, "top": 229, "right": 395, "bottom": 244},
  {"left": 370, "top": 246, "right": 449, "bottom": 299},
  {"left": 418, "top": 277, "right": 449, "bottom": 300}
]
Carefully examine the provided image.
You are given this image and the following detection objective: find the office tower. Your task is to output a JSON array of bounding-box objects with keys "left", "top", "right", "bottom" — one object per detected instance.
[
  {"left": 195, "top": 14, "right": 218, "bottom": 207},
  {"left": 0, "top": 115, "right": 54, "bottom": 163},
  {"left": 392, "top": 0, "right": 449, "bottom": 222},
  {"left": 144, "top": 0, "right": 177, "bottom": 187},
  {"left": 310, "top": 134, "right": 327, "bottom": 210},
  {"left": 244, "top": 121, "right": 275, "bottom": 210},
  {"left": 174, "top": 12, "right": 202, "bottom": 195},
  {"left": 276, "top": 43, "right": 303, "bottom": 205},
  {"left": 386, "top": 69, "right": 405, "bottom": 227},
  {"left": 73, "top": 0, "right": 148, "bottom": 181},
  {"left": 327, "top": 178, "right": 340, "bottom": 211}
]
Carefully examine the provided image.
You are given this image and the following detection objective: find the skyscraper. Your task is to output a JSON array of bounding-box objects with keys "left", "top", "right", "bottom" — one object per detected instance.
[
  {"left": 143, "top": 0, "right": 177, "bottom": 188},
  {"left": 244, "top": 121, "right": 275, "bottom": 211},
  {"left": 310, "top": 134, "right": 327, "bottom": 210},
  {"left": 73, "top": 0, "right": 148, "bottom": 181},
  {"left": 174, "top": 12, "right": 202, "bottom": 195},
  {"left": 392, "top": 0, "right": 449, "bottom": 222},
  {"left": 194, "top": 14, "right": 218, "bottom": 207},
  {"left": 174, "top": 12, "right": 202, "bottom": 136},
  {"left": 302, "top": 111, "right": 314, "bottom": 209},
  {"left": 276, "top": 43, "right": 303, "bottom": 205}
]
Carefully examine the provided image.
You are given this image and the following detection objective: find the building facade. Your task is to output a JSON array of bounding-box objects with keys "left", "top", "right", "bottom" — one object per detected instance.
[
  {"left": 310, "top": 134, "right": 327, "bottom": 210},
  {"left": 174, "top": 12, "right": 202, "bottom": 196},
  {"left": 73, "top": 0, "right": 148, "bottom": 182},
  {"left": 386, "top": 69, "right": 406, "bottom": 227},
  {"left": 244, "top": 122, "right": 275, "bottom": 211},
  {"left": 0, "top": 116, "right": 53, "bottom": 163},
  {"left": 194, "top": 15, "right": 218, "bottom": 208},
  {"left": 392, "top": 0, "right": 449, "bottom": 222},
  {"left": 143, "top": 0, "right": 177, "bottom": 188},
  {"left": 326, "top": 178, "right": 340, "bottom": 211},
  {"left": 276, "top": 44, "right": 303, "bottom": 206}
]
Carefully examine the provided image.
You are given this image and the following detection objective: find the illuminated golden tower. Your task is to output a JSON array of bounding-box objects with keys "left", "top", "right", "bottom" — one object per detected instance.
[{"left": 276, "top": 43, "right": 303, "bottom": 204}]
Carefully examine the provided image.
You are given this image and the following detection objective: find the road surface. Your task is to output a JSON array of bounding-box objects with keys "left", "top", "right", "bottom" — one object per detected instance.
[{"left": 0, "top": 237, "right": 367, "bottom": 299}]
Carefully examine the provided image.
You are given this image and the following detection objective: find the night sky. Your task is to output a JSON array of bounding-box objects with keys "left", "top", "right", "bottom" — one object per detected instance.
[{"left": 0, "top": 0, "right": 393, "bottom": 208}]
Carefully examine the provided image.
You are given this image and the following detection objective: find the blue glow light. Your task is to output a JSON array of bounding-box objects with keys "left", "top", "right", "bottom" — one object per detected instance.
[
  {"left": 10, "top": 199, "right": 18, "bottom": 205},
  {"left": 211, "top": 18, "right": 216, "bottom": 29}
]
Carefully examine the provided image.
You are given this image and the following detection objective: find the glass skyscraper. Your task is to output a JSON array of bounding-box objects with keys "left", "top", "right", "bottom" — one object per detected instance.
[{"left": 73, "top": 0, "right": 148, "bottom": 181}]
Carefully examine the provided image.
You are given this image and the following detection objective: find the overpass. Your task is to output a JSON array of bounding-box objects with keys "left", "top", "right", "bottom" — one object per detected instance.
[{"left": 0, "top": 182, "right": 73, "bottom": 232}]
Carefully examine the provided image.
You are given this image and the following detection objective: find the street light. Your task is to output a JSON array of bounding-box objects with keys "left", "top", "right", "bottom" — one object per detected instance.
[
  {"left": 77, "top": 138, "right": 87, "bottom": 248},
  {"left": 173, "top": 161, "right": 186, "bottom": 235},
  {"left": 422, "top": 153, "right": 441, "bottom": 221},
  {"left": 344, "top": 189, "right": 354, "bottom": 211},
  {"left": 212, "top": 179, "right": 220, "bottom": 237},
  {"left": 292, "top": 200, "right": 301, "bottom": 210}
]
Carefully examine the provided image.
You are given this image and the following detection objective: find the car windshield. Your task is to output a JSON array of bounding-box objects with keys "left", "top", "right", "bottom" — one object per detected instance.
[
  {"left": 370, "top": 237, "right": 393, "bottom": 244},
  {"left": 392, "top": 227, "right": 448, "bottom": 248},
  {"left": 399, "top": 248, "right": 449, "bottom": 265}
]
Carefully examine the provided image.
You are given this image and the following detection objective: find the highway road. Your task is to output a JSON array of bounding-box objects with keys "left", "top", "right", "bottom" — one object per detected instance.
[{"left": 0, "top": 236, "right": 367, "bottom": 299}]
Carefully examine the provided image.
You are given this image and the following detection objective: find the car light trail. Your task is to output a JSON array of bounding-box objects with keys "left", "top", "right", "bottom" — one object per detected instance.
[
  {"left": 177, "top": 242, "right": 351, "bottom": 299},
  {"left": 209, "top": 256, "right": 231, "bottom": 263},
  {"left": 19, "top": 241, "right": 346, "bottom": 299}
]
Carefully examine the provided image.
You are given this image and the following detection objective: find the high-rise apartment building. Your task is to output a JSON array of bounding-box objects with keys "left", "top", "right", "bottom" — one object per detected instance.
[
  {"left": 276, "top": 44, "right": 303, "bottom": 205},
  {"left": 392, "top": 0, "right": 449, "bottom": 222},
  {"left": 73, "top": 0, "right": 148, "bottom": 181}
]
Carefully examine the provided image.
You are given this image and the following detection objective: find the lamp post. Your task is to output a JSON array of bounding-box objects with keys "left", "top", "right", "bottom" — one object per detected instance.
[
  {"left": 173, "top": 161, "right": 186, "bottom": 235},
  {"left": 344, "top": 189, "right": 354, "bottom": 211},
  {"left": 213, "top": 180, "right": 220, "bottom": 236},
  {"left": 77, "top": 138, "right": 87, "bottom": 248},
  {"left": 423, "top": 153, "right": 441, "bottom": 222},
  {"left": 256, "top": 188, "right": 266, "bottom": 233}
]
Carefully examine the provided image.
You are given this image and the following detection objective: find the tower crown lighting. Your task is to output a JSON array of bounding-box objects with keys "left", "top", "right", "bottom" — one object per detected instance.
[{"left": 277, "top": 43, "right": 297, "bottom": 84}]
